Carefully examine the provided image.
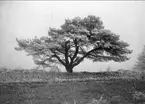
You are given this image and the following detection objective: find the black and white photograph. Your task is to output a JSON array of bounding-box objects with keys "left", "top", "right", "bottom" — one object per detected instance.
[{"left": 0, "top": 1, "right": 145, "bottom": 104}]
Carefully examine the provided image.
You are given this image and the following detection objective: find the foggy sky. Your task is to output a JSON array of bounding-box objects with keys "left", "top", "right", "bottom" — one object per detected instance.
[{"left": 0, "top": 1, "right": 145, "bottom": 72}]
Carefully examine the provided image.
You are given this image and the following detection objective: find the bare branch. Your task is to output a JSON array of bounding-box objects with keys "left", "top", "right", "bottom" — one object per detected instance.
[
  {"left": 53, "top": 54, "right": 66, "bottom": 66},
  {"left": 73, "top": 47, "right": 101, "bottom": 66},
  {"left": 70, "top": 39, "right": 79, "bottom": 63}
]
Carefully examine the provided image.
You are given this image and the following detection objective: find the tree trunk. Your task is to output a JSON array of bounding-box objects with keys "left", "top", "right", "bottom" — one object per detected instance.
[{"left": 65, "top": 65, "right": 73, "bottom": 73}]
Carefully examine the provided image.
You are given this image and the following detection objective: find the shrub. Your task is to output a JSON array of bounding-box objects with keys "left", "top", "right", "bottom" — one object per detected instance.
[
  {"left": 133, "top": 91, "right": 145, "bottom": 100},
  {"left": 109, "top": 95, "right": 122, "bottom": 104},
  {"left": 88, "top": 96, "right": 109, "bottom": 104}
]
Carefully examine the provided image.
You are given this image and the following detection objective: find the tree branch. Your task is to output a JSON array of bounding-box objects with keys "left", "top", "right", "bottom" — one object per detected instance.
[
  {"left": 56, "top": 48, "right": 65, "bottom": 54},
  {"left": 73, "top": 47, "right": 101, "bottom": 66},
  {"left": 70, "top": 39, "right": 79, "bottom": 64},
  {"left": 53, "top": 54, "right": 66, "bottom": 66},
  {"left": 64, "top": 41, "right": 69, "bottom": 64}
]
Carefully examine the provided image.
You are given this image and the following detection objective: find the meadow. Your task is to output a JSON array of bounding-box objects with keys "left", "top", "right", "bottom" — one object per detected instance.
[{"left": 0, "top": 68, "right": 145, "bottom": 104}]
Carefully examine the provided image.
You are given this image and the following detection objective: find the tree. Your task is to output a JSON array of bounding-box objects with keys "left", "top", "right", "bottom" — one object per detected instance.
[
  {"left": 15, "top": 15, "right": 132, "bottom": 73},
  {"left": 134, "top": 45, "right": 145, "bottom": 71}
]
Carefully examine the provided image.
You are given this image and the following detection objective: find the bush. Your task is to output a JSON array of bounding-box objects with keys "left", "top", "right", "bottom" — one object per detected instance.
[
  {"left": 133, "top": 91, "right": 145, "bottom": 104},
  {"left": 87, "top": 95, "right": 110, "bottom": 104},
  {"left": 0, "top": 67, "right": 10, "bottom": 73},
  {"left": 133, "top": 91, "right": 145, "bottom": 100}
]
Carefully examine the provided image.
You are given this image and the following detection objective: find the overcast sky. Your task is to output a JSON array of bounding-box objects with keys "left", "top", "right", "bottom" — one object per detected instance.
[{"left": 0, "top": 1, "right": 145, "bottom": 72}]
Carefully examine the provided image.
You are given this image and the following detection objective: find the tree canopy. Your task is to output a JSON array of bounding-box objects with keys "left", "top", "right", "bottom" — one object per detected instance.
[{"left": 15, "top": 15, "right": 132, "bottom": 73}]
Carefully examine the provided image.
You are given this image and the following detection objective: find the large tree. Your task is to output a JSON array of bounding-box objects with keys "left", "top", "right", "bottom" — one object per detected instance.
[{"left": 15, "top": 15, "right": 132, "bottom": 73}]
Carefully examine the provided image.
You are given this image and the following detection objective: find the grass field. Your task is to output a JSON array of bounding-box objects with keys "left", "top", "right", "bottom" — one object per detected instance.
[{"left": 0, "top": 69, "right": 145, "bottom": 104}]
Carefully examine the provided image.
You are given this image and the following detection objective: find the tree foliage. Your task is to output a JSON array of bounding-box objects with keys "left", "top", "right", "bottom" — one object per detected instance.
[
  {"left": 15, "top": 15, "right": 132, "bottom": 73},
  {"left": 134, "top": 45, "right": 145, "bottom": 71}
]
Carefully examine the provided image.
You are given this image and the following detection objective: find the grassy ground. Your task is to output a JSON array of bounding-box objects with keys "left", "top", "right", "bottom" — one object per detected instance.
[
  {"left": 0, "top": 78, "right": 145, "bottom": 104},
  {"left": 0, "top": 69, "right": 145, "bottom": 104}
]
